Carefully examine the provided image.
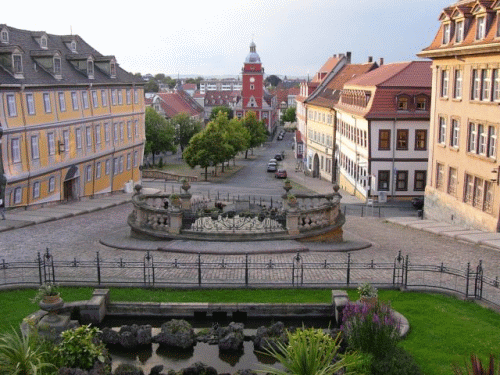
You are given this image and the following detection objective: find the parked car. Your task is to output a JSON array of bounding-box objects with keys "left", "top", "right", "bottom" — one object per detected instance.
[
  {"left": 277, "top": 134, "right": 284, "bottom": 140},
  {"left": 267, "top": 163, "right": 278, "bottom": 172},
  {"left": 275, "top": 169, "right": 287, "bottom": 179},
  {"left": 274, "top": 154, "right": 282, "bottom": 161},
  {"left": 269, "top": 158, "right": 278, "bottom": 164}
]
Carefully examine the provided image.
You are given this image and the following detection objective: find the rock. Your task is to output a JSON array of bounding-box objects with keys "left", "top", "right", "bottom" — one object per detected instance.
[
  {"left": 253, "top": 321, "right": 287, "bottom": 351},
  {"left": 219, "top": 331, "right": 243, "bottom": 351},
  {"left": 234, "top": 370, "right": 258, "bottom": 375},
  {"left": 119, "top": 331, "right": 138, "bottom": 349},
  {"left": 58, "top": 368, "right": 88, "bottom": 375},
  {"left": 113, "top": 363, "right": 144, "bottom": 375},
  {"left": 181, "top": 362, "right": 217, "bottom": 375},
  {"left": 137, "top": 325, "right": 152, "bottom": 345},
  {"left": 153, "top": 319, "right": 195, "bottom": 349},
  {"left": 101, "top": 327, "right": 120, "bottom": 345},
  {"left": 149, "top": 365, "right": 164, "bottom": 375}
]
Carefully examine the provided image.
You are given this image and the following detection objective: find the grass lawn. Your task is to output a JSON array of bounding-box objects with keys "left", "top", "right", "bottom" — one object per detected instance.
[{"left": 3, "top": 287, "right": 499, "bottom": 375}]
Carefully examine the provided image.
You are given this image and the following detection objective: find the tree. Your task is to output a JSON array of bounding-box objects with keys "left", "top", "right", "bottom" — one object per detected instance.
[
  {"left": 145, "top": 107, "right": 176, "bottom": 165},
  {"left": 171, "top": 113, "right": 202, "bottom": 154},
  {"left": 265, "top": 75, "right": 282, "bottom": 88},
  {"left": 154, "top": 73, "right": 166, "bottom": 82},
  {"left": 209, "top": 105, "right": 233, "bottom": 121},
  {"left": 183, "top": 116, "right": 233, "bottom": 180},
  {"left": 282, "top": 106, "right": 297, "bottom": 123},
  {"left": 224, "top": 118, "right": 250, "bottom": 166},
  {"left": 144, "top": 78, "right": 159, "bottom": 93},
  {"left": 241, "top": 111, "right": 267, "bottom": 158}
]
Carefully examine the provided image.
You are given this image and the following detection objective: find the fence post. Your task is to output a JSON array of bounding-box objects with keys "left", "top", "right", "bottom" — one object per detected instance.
[
  {"left": 465, "top": 262, "right": 471, "bottom": 298},
  {"left": 361, "top": 206, "right": 364, "bottom": 217},
  {"left": 346, "top": 253, "right": 351, "bottom": 286},
  {"left": 245, "top": 254, "right": 249, "bottom": 286},
  {"left": 378, "top": 207, "right": 381, "bottom": 217},
  {"left": 475, "top": 260, "right": 483, "bottom": 300},
  {"left": 404, "top": 255, "right": 409, "bottom": 288},
  {"left": 198, "top": 253, "right": 202, "bottom": 287},
  {"left": 96, "top": 252, "right": 101, "bottom": 286},
  {"left": 37, "top": 252, "right": 43, "bottom": 285}
]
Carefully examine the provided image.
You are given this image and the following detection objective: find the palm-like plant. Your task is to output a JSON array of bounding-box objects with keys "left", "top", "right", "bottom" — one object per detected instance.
[
  {"left": 453, "top": 354, "right": 499, "bottom": 375},
  {"left": 0, "top": 328, "right": 55, "bottom": 375},
  {"left": 259, "top": 327, "right": 355, "bottom": 375}
]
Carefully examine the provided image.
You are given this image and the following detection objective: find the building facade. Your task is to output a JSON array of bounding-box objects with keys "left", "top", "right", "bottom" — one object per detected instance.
[
  {"left": 200, "top": 78, "right": 242, "bottom": 94},
  {"left": 418, "top": 0, "right": 500, "bottom": 231},
  {"left": 0, "top": 25, "right": 145, "bottom": 208},
  {"left": 150, "top": 90, "right": 204, "bottom": 121},
  {"left": 334, "top": 61, "right": 432, "bottom": 201},
  {"left": 234, "top": 42, "right": 278, "bottom": 133}
]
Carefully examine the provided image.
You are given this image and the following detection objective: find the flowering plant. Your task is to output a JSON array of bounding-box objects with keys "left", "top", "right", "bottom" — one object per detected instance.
[
  {"left": 341, "top": 301, "right": 400, "bottom": 358},
  {"left": 357, "top": 282, "right": 378, "bottom": 299}
]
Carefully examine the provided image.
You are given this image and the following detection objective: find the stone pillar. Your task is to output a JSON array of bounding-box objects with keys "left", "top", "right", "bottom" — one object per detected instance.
[
  {"left": 168, "top": 211, "right": 183, "bottom": 234},
  {"left": 286, "top": 210, "right": 300, "bottom": 236},
  {"left": 331, "top": 290, "right": 349, "bottom": 324},
  {"left": 180, "top": 193, "right": 192, "bottom": 210}
]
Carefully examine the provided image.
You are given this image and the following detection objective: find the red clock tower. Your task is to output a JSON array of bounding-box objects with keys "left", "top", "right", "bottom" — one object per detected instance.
[{"left": 235, "top": 41, "right": 277, "bottom": 132}]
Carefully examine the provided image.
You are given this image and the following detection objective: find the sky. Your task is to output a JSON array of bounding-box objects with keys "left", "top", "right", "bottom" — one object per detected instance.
[{"left": 3, "top": 0, "right": 452, "bottom": 78}]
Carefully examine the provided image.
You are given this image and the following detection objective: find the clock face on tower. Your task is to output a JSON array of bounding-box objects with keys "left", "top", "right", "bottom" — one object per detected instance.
[{"left": 250, "top": 77, "right": 255, "bottom": 83}]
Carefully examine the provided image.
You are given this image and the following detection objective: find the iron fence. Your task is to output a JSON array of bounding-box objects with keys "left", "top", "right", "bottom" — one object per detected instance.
[{"left": 1, "top": 249, "right": 497, "bottom": 308}]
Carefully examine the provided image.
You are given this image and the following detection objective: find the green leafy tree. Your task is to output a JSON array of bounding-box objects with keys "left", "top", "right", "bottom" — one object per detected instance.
[
  {"left": 241, "top": 111, "right": 267, "bottom": 159},
  {"left": 145, "top": 107, "right": 176, "bottom": 165},
  {"left": 183, "top": 113, "right": 233, "bottom": 180},
  {"left": 170, "top": 113, "right": 202, "bottom": 154},
  {"left": 224, "top": 118, "right": 250, "bottom": 166},
  {"left": 265, "top": 75, "right": 282, "bottom": 88},
  {"left": 154, "top": 73, "right": 166, "bottom": 82},
  {"left": 282, "top": 106, "right": 297, "bottom": 123},
  {"left": 144, "top": 79, "right": 159, "bottom": 93},
  {"left": 209, "top": 105, "right": 233, "bottom": 121}
]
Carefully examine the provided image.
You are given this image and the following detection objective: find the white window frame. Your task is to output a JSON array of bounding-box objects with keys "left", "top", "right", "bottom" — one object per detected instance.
[
  {"left": 134, "top": 151, "right": 138, "bottom": 167},
  {"left": 43, "top": 93, "right": 51, "bottom": 113},
  {"left": 49, "top": 177, "right": 55, "bottom": 192},
  {"left": 58, "top": 92, "right": 66, "bottom": 112},
  {"left": 14, "top": 187, "right": 22, "bottom": 204},
  {"left": 96, "top": 162, "right": 102, "bottom": 179},
  {"left": 454, "top": 69, "right": 462, "bottom": 99},
  {"left": 54, "top": 57, "right": 61, "bottom": 75},
  {"left": 127, "top": 121, "right": 132, "bottom": 139},
  {"left": 33, "top": 181, "right": 40, "bottom": 199},
  {"left": 47, "top": 132, "right": 55, "bottom": 156},
  {"left": 455, "top": 20, "right": 464, "bottom": 43},
  {"left": 101, "top": 90, "right": 108, "bottom": 106},
  {"left": 472, "top": 69, "right": 481, "bottom": 100},
  {"left": 126, "top": 89, "right": 131, "bottom": 104},
  {"left": 493, "top": 69, "right": 500, "bottom": 101},
  {"left": 468, "top": 123, "right": 477, "bottom": 152},
  {"left": 86, "top": 126, "right": 92, "bottom": 148},
  {"left": 63, "top": 130, "right": 69, "bottom": 153},
  {"left": 105, "top": 159, "right": 110, "bottom": 175},
  {"left": 119, "top": 156, "right": 124, "bottom": 173},
  {"left": 476, "top": 16, "right": 486, "bottom": 40},
  {"left": 112, "top": 90, "right": 117, "bottom": 105},
  {"left": 13, "top": 54, "right": 23, "bottom": 74},
  {"left": 6, "top": 94, "right": 17, "bottom": 117},
  {"left": 441, "top": 70, "right": 449, "bottom": 97},
  {"left": 114, "top": 123, "right": 118, "bottom": 142},
  {"left": 11, "top": 138, "right": 21, "bottom": 163},
  {"left": 105, "top": 123, "right": 110, "bottom": 143},
  {"left": 439, "top": 117, "right": 446, "bottom": 144},
  {"left": 26, "top": 93, "right": 35, "bottom": 115},
  {"left": 488, "top": 126, "right": 497, "bottom": 158},
  {"left": 451, "top": 119, "right": 460, "bottom": 148},
  {"left": 71, "top": 91, "right": 79, "bottom": 110},
  {"left": 442, "top": 23, "right": 451, "bottom": 44},
  {"left": 87, "top": 60, "right": 94, "bottom": 78},
  {"left": 92, "top": 90, "right": 98, "bottom": 108},
  {"left": 82, "top": 91, "right": 89, "bottom": 109},
  {"left": 76, "top": 128, "right": 82, "bottom": 149},
  {"left": 478, "top": 124, "right": 487, "bottom": 155},
  {"left": 86, "top": 165, "right": 92, "bottom": 182},
  {"left": 117, "top": 90, "right": 123, "bottom": 105},
  {"left": 482, "top": 69, "right": 491, "bottom": 101},
  {"left": 127, "top": 153, "right": 131, "bottom": 170},
  {"left": 31, "top": 135, "right": 40, "bottom": 160},
  {"left": 95, "top": 124, "right": 101, "bottom": 145},
  {"left": 134, "top": 90, "right": 139, "bottom": 104}
]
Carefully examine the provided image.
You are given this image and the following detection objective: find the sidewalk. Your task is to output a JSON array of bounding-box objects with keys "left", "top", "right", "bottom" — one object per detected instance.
[{"left": 0, "top": 193, "right": 133, "bottom": 233}]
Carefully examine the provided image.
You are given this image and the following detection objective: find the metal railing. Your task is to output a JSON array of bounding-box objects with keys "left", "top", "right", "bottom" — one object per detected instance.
[{"left": 1, "top": 249, "right": 497, "bottom": 308}]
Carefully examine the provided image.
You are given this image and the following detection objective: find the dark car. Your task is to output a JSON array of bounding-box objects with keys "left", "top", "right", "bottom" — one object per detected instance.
[
  {"left": 267, "top": 163, "right": 278, "bottom": 172},
  {"left": 277, "top": 135, "right": 283, "bottom": 141},
  {"left": 275, "top": 169, "right": 287, "bottom": 179},
  {"left": 274, "top": 154, "right": 282, "bottom": 161}
]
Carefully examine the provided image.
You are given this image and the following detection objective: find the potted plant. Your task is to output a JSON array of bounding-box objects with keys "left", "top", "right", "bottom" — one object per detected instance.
[
  {"left": 357, "top": 282, "right": 378, "bottom": 304},
  {"left": 283, "top": 178, "right": 292, "bottom": 193},
  {"left": 169, "top": 193, "right": 181, "bottom": 208},
  {"left": 180, "top": 178, "right": 191, "bottom": 193},
  {"left": 287, "top": 193, "right": 298, "bottom": 207},
  {"left": 31, "top": 283, "right": 60, "bottom": 305}
]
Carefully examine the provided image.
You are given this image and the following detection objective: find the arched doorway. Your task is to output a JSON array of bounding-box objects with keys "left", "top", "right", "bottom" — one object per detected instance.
[
  {"left": 63, "top": 165, "right": 80, "bottom": 202},
  {"left": 313, "top": 154, "right": 320, "bottom": 178}
]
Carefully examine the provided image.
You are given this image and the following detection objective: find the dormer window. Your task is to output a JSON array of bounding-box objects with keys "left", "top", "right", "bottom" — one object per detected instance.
[
  {"left": 110, "top": 62, "right": 116, "bottom": 78},
  {"left": 70, "top": 40, "right": 76, "bottom": 52},
  {"left": 1, "top": 29, "right": 8, "bottom": 44},
  {"left": 87, "top": 59, "right": 94, "bottom": 79},
  {"left": 54, "top": 57, "right": 61, "bottom": 75},
  {"left": 13, "top": 54, "right": 23, "bottom": 74},
  {"left": 476, "top": 16, "right": 486, "bottom": 40},
  {"left": 455, "top": 20, "right": 464, "bottom": 42},
  {"left": 416, "top": 97, "right": 427, "bottom": 111},
  {"left": 397, "top": 97, "right": 408, "bottom": 110},
  {"left": 40, "top": 35, "right": 47, "bottom": 49},
  {"left": 442, "top": 23, "right": 451, "bottom": 44}
]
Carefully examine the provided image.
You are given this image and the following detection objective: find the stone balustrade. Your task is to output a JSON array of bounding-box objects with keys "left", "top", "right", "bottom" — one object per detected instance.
[{"left": 128, "top": 185, "right": 344, "bottom": 242}]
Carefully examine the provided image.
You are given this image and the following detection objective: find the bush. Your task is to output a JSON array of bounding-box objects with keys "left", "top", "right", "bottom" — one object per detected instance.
[
  {"left": 259, "top": 327, "right": 358, "bottom": 375},
  {"left": 341, "top": 301, "right": 400, "bottom": 358},
  {"left": 370, "top": 346, "right": 422, "bottom": 375},
  {"left": 114, "top": 363, "right": 144, "bottom": 375},
  {"left": 55, "top": 325, "right": 108, "bottom": 371},
  {"left": 0, "top": 327, "right": 55, "bottom": 375}
]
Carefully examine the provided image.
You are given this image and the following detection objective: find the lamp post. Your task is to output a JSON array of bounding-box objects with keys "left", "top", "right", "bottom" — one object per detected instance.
[{"left": 0, "top": 124, "right": 6, "bottom": 205}]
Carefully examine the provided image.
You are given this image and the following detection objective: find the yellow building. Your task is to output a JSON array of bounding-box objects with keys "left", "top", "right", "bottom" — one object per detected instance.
[
  {"left": 418, "top": 0, "right": 500, "bottom": 232},
  {"left": 0, "top": 25, "right": 145, "bottom": 208}
]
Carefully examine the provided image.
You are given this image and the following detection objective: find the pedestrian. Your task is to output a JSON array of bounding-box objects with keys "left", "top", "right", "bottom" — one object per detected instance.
[{"left": 0, "top": 198, "right": 5, "bottom": 220}]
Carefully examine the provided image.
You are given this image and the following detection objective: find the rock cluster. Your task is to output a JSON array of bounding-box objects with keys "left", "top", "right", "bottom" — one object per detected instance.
[
  {"left": 253, "top": 321, "right": 288, "bottom": 351},
  {"left": 152, "top": 319, "right": 195, "bottom": 349},
  {"left": 100, "top": 325, "right": 152, "bottom": 348}
]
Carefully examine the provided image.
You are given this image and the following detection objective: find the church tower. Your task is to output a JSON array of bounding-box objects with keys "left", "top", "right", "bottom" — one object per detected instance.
[{"left": 241, "top": 41, "right": 264, "bottom": 112}]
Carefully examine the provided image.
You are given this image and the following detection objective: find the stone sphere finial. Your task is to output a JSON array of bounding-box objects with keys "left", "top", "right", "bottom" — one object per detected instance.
[
  {"left": 134, "top": 184, "right": 142, "bottom": 195},
  {"left": 332, "top": 183, "right": 340, "bottom": 193}
]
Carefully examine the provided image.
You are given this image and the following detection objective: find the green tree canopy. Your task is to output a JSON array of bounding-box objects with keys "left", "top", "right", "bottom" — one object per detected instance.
[
  {"left": 265, "top": 75, "right": 282, "bottom": 88},
  {"left": 282, "top": 106, "right": 297, "bottom": 123},
  {"left": 209, "top": 105, "right": 233, "bottom": 121},
  {"left": 241, "top": 111, "right": 267, "bottom": 158},
  {"left": 183, "top": 114, "right": 233, "bottom": 180},
  {"left": 170, "top": 112, "right": 202, "bottom": 153},
  {"left": 144, "top": 79, "right": 159, "bottom": 93},
  {"left": 224, "top": 117, "right": 251, "bottom": 162},
  {"left": 145, "top": 107, "right": 176, "bottom": 164}
]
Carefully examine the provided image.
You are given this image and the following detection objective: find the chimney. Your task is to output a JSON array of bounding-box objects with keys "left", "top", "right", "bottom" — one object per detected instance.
[
  {"left": 379, "top": 57, "right": 384, "bottom": 66},
  {"left": 339, "top": 53, "right": 345, "bottom": 59},
  {"left": 333, "top": 54, "right": 337, "bottom": 58},
  {"left": 368, "top": 56, "right": 373, "bottom": 63},
  {"left": 346, "top": 51, "right": 352, "bottom": 64}
]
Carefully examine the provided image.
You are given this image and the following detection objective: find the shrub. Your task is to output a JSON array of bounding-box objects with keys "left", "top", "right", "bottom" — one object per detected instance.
[
  {"left": 54, "top": 325, "right": 108, "bottom": 371},
  {"left": 357, "top": 282, "right": 377, "bottom": 299},
  {"left": 341, "top": 301, "right": 400, "bottom": 358},
  {"left": 452, "top": 354, "right": 500, "bottom": 375},
  {"left": 259, "top": 327, "right": 358, "bottom": 375},
  {"left": 114, "top": 363, "right": 144, "bottom": 375},
  {"left": 370, "top": 346, "right": 422, "bottom": 375},
  {"left": 0, "top": 327, "right": 55, "bottom": 375}
]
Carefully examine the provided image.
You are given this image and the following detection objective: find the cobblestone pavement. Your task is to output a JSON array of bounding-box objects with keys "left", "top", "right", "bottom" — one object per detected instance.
[{"left": 1, "top": 202, "right": 499, "bottom": 281}]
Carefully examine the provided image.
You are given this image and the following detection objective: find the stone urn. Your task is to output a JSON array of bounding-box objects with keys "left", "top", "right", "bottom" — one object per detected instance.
[
  {"left": 181, "top": 179, "right": 191, "bottom": 193},
  {"left": 283, "top": 179, "right": 292, "bottom": 193},
  {"left": 39, "top": 294, "right": 64, "bottom": 322},
  {"left": 170, "top": 195, "right": 182, "bottom": 209},
  {"left": 287, "top": 194, "right": 298, "bottom": 209}
]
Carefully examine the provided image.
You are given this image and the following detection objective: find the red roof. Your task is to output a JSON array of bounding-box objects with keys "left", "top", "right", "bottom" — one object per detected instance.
[
  {"left": 345, "top": 61, "right": 432, "bottom": 88},
  {"left": 312, "top": 56, "right": 342, "bottom": 83},
  {"left": 182, "top": 83, "right": 197, "bottom": 91},
  {"left": 154, "top": 90, "right": 204, "bottom": 118}
]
